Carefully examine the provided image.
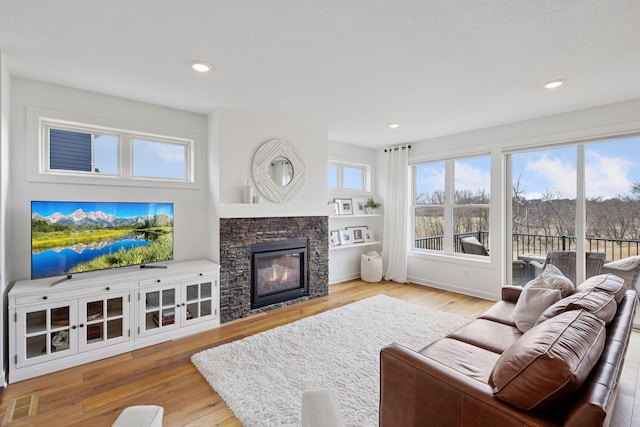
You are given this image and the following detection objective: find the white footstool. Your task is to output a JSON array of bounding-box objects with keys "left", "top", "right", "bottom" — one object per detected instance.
[
  {"left": 301, "top": 389, "right": 345, "bottom": 427},
  {"left": 112, "top": 405, "right": 164, "bottom": 427}
]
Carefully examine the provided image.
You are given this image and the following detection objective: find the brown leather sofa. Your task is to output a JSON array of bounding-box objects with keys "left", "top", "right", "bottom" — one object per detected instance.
[{"left": 380, "top": 274, "right": 637, "bottom": 426}]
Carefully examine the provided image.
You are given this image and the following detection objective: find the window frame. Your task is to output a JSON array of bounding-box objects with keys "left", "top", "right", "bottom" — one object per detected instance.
[
  {"left": 32, "top": 113, "right": 197, "bottom": 188},
  {"left": 327, "top": 161, "right": 371, "bottom": 193},
  {"left": 412, "top": 155, "right": 491, "bottom": 256},
  {"left": 130, "top": 135, "right": 191, "bottom": 181},
  {"left": 43, "top": 122, "right": 120, "bottom": 176}
]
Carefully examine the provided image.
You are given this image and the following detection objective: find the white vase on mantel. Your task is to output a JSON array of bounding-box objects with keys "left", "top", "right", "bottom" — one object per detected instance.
[{"left": 243, "top": 180, "right": 254, "bottom": 204}]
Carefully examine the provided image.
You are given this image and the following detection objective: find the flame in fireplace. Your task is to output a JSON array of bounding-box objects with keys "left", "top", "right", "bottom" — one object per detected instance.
[{"left": 268, "top": 265, "right": 289, "bottom": 283}]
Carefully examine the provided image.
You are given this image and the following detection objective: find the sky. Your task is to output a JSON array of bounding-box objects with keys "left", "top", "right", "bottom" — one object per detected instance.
[
  {"left": 513, "top": 136, "right": 640, "bottom": 200},
  {"left": 32, "top": 201, "right": 174, "bottom": 218},
  {"left": 93, "top": 136, "right": 187, "bottom": 179},
  {"left": 415, "top": 136, "right": 640, "bottom": 201}
]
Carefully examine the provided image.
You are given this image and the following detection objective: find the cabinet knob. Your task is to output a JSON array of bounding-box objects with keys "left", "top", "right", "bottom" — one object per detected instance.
[
  {"left": 157, "top": 279, "right": 161, "bottom": 283},
  {"left": 199, "top": 273, "right": 203, "bottom": 276},
  {"left": 43, "top": 296, "right": 48, "bottom": 300},
  {"left": 181, "top": 303, "right": 186, "bottom": 306},
  {"left": 72, "top": 325, "right": 77, "bottom": 330},
  {"left": 106, "top": 286, "right": 111, "bottom": 291},
  {"left": 79, "top": 324, "right": 85, "bottom": 328}
]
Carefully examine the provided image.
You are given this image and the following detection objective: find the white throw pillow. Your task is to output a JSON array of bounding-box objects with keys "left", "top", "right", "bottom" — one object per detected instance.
[
  {"left": 513, "top": 276, "right": 562, "bottom": 332},
  {"left": 541, "top": 264, "right": 575, "bottom": 297}
]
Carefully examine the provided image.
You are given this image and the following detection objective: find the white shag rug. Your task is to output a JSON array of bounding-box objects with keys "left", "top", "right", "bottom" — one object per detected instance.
[{"left": 191, "top": 294, "right": 469, "bottom": 427}]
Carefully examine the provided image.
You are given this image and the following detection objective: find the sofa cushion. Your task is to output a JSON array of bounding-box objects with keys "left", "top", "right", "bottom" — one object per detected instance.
[
  {"left": 512, "top": 277, "right": 562, "bottom": 332},
  {"left": 478, "top": 300, "right": 517, "bottom": 327},
  {"left": 420, "top": 338, "right": 501, "bottom": 384},
  {"left": 540, "top": 264, "right": 575, "bottom": 297},
  {"left": 577, "top": 274, "right": 626, "bottom": 303},
  {"left": 536, "top": 289, "right": 617, "bottom": 326},
  {"left": 488, "top": 310, "right": 606, "bottom": 411},
  {"left": 447, "top": 319, "right": 522, "bottom": 354}
]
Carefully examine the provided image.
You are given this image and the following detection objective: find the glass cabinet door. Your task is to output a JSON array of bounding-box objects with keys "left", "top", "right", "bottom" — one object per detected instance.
[
  {"left": 79, "top": 291, "right": 130, "bottom": 351},
  {"left": 139, "top": 285, "right": 180, "bottom": 336},
  {"left": 184, "top": 279, "right": 216, "bottom": 325},
  {"left": 17, "top": 302, "right": 78, "bottom": 368}
]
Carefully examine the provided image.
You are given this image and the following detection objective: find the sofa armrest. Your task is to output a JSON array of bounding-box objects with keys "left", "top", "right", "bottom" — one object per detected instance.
[
  {"left": 379, "top": 343, "right": 556, "bottom": 427},
  {"left": 501, "top": 285, "right": 523, "bottom": 303}
]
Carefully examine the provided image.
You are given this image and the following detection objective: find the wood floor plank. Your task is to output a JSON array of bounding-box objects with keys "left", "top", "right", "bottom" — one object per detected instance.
[{"left": 0, "top": 280, "right": 636, "bottom": 426}]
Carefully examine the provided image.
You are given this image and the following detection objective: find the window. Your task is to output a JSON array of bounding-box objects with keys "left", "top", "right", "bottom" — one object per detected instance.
[
  {"left": 327, "top": 164, "right": 338, "bottom": 189},
  {"left": 132, "top": 138, "right": 188, "bottom": 180},
  {"left": 327, "top": 162, "right": 369, "bottom": 192},
  {"left": 40, "top": 119, "right": 193, "bottom": 183},
  {"left": 46, "top": 125, "right": 119, "bottom": 175},
  {"left": 510, "top": 136, "right": 640, "bottom": 278},
  {"left": 413, "top": 155, "right": 491, "bottom": 255}
]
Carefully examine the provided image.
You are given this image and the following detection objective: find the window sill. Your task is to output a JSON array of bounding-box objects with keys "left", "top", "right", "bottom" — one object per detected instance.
[{"left": 27, "top": 172, "right": 200, "bottom": 190}]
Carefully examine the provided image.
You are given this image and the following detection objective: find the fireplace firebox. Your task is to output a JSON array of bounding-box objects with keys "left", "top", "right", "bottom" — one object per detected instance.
[{"left": 251, "top": 238, "right": 308, "bottom": 309}]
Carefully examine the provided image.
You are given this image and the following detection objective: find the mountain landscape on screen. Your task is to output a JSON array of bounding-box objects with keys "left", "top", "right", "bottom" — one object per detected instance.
[{"left": 31, "top": 201, "right": 174, "bottom": 279}]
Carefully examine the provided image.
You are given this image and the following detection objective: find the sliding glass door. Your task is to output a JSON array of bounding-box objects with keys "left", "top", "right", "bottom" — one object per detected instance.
[{"left": 509, "top": 135, "right": 640, "bottom": 285}]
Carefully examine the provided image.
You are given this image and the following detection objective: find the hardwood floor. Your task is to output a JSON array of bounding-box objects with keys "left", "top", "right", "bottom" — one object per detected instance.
[{"left": 0, "top": 280, "right": 637, "bottom": 426}]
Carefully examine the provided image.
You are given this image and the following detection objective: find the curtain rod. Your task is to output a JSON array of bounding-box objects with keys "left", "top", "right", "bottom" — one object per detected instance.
[{"left": 384, "top": 145, "right": 411, "bottom": 153}]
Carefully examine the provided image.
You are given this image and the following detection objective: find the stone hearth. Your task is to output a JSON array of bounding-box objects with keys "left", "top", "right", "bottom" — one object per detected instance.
[{"left": 219, "top": 216, "right": 328, "bottom": 322}]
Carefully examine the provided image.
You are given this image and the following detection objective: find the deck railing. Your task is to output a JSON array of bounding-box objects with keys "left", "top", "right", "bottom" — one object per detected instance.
[{"left": 415, "top": 232, "right": 640, "bottom": 261}]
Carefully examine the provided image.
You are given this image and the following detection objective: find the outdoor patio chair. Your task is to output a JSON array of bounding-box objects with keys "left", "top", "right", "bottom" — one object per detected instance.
[
  {"left": 459, "top": 236, "right": 489, "bottom": 256},
  {"left": 529, "top": 251, "right": 606, "bottom": 285},
  {"left": 601, "top": 255, "right": 640, "bottom": 293},
  {"left": 459, "top": 236, "right": 528, "bottom": 284}
]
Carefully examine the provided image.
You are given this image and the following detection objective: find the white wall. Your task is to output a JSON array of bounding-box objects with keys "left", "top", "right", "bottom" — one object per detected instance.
[
  {"left": 328, "top": 141, "right": 380, "bottom": 284},
  {"left": 215, "top": 108, "right": 328, "bottom": 218},
  {"left": 404, "top": 98, "right": 640, "bottom": 301},
  {"left": 0, "top": 51, "right": 10, "bottom": 385},
  {"left": 7, "top": 78, "right": 210, "bottom": 283}
]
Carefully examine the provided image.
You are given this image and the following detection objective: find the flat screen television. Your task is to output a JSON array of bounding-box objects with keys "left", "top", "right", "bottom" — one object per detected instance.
[{"left": 31, "top": 201, "right": 174, "bottom": 280}]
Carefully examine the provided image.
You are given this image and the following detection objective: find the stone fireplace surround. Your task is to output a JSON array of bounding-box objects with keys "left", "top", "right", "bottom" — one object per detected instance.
[{"left": 219, "top": 216, "right": 329, "bottom": 323}]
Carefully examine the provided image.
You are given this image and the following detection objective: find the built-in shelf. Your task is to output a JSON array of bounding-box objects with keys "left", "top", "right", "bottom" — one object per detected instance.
[{"left": 329, "top": 241, "right": 382, "bottom": 251}]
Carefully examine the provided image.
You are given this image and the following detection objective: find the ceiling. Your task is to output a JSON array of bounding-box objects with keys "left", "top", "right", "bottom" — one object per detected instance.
[{"left": 1, "top": 0, "right": 639, "bottom": 148}]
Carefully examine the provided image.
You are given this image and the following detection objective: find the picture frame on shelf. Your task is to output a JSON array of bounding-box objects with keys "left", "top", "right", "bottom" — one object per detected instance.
[
  {"left": 334, "top": 198, "right": 353, "bottom": 215},
  {"left": 363, "top": 229, "right": 375, "bottom": 242},
  {"left": 352, "top": 197, "right": 368, "bottom": 214},
  {"left": 329, "top": 202, "right": 340, "bottom": 215},
  {"left": 347, "top": 226, "right": 367, "bottom": 243},
  {"left": 329, "top": 230, "right": 340, "bottom": 247},
  {"left": 338, "top": 229, "right": 353, "bottom": 245}
]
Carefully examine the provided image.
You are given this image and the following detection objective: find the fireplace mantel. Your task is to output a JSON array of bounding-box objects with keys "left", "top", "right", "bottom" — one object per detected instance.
[{"left": 219, "top": 216, "right": 328, "bottom": 322}]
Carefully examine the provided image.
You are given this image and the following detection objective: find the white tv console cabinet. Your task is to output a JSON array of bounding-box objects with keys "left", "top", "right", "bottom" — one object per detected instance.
[{"left": 8, "top": 259, "right": 220, "bottom": 383}]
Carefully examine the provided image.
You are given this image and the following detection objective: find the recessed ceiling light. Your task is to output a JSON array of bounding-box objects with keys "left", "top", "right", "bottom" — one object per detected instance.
[
  {"left": 543, "top": 80, "right": 564, "bottom": 89},
  {"left": 191, "top": 61, "right": 212, "bottom": 73},
  {"left": 388, "top": 123, "right": 400, "bottom": 129}
]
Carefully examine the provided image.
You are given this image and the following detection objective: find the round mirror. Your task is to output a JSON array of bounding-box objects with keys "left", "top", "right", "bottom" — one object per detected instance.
[
  {"left": 252, "top": 139, "right": 305, "bottom": 203},
  {"left": 270, "top": 156, "right": 294, "bottom": 186}
]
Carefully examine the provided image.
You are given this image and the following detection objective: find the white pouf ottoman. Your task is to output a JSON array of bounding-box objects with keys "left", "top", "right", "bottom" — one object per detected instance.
[
  {"left": 361, "top": 251, "right": 383, "bottom": 282},
  {"left": 112, "top": 405, "right": 164, "bottom": 427},
  {"left": 301, "top": 389, "right": 345, "bottom": 427}
]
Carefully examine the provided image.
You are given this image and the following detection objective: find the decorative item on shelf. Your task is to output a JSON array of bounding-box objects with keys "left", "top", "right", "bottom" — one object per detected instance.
[
  {"left": 346, "top": 226, "right": 368, "bottom": 244},
  {"left": 338, "top": 229, "right": 353, "bottom": 245},
  {"left": 329, "top": 230, "right": 340, "bottom": 247},
  {"left": 334, "top": 198, "right": 353, "bottom": 215},
  {"left": 329, "top": 201, "right": 340, "bottom": 215},
  {"left": 353, "top": 197, "right": 367, "bottom": 214},
  {"left": 243, "top": 180, "right": 254, "bottom": 204},
  {"left": 363, "top": 229, "right": 375, "bottom": 243},
  {"left": 364, "top": 197, "right": 381, "bottom": 214}
]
